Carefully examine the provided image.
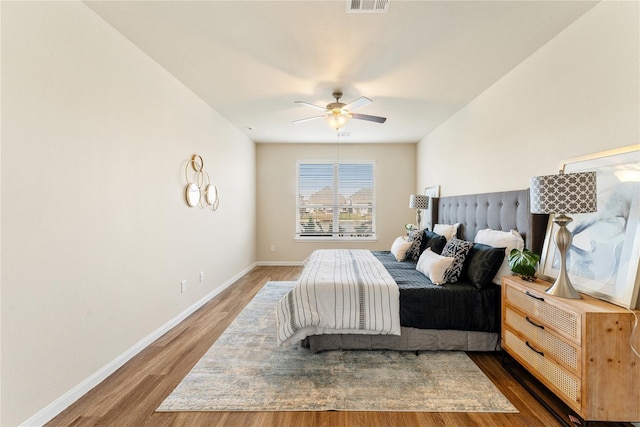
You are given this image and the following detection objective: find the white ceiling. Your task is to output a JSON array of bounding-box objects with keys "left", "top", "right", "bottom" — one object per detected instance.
[{"left": 85, "top": 0, "right": 598, "bottom": 144}]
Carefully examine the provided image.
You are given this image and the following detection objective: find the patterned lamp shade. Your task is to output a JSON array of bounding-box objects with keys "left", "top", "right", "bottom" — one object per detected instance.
[
  {"left": 530, "top": 171, "right": 597, "bottom": 214},
  {"left": 409, "top": 194, "right": 429, "bottom": 210}
]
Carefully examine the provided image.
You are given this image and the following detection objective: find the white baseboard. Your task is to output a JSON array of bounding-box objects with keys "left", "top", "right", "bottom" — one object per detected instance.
[{"left": 20, "top": 262, "right": 257, "bottom": 427}]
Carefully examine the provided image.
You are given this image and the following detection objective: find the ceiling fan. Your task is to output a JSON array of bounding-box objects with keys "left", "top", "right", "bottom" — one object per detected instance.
[{"left": 293, "top": 91, "right": 387, "bottom": 130}]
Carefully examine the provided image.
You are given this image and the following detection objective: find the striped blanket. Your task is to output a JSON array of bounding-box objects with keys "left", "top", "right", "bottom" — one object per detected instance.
[{"left": 276, "top": 249, "right": 401, "bottom": 346}]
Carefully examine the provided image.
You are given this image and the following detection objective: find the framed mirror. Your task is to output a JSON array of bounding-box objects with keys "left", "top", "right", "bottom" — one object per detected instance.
[
  {"left": 205, "top": 184, "right": 218, "bottom": 206},
  {"left": 185, "top": 183, "right": 201, "bottom": 207}
]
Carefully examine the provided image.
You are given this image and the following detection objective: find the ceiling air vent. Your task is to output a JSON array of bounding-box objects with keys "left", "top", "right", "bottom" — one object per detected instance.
[{"left": 347, "top": 0, "right": 390, "bottom": 13}]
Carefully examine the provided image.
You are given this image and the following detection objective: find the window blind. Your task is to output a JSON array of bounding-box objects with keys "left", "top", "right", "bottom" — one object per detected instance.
[{"left": 296, "top": 161, "right": 375, "bottom": 239}]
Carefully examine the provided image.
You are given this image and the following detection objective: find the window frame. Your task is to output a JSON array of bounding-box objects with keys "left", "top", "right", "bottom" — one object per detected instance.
[{"left": 295, "top": 160, "right": 376, "bottom": 242}]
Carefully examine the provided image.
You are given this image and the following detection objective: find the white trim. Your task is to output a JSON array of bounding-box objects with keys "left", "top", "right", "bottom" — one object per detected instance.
[
  {"left": 19, "top": 262, "right": 257, "bottom": 427},
  {"left": 294, "top": 237, "right": 377, "bottom": 242}
]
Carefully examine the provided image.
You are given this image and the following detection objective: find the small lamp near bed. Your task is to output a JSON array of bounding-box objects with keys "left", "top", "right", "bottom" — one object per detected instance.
[
  {"left": 530, "top": 170, "right": 597, "bottom": 299},
  {"left": 409, "top": 194, "right": 429, "bottom": 230}
]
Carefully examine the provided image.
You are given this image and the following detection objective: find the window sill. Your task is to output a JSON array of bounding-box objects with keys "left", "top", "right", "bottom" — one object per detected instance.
[{"left": 295, "top": 236, "right": 377, "bottom": 243}]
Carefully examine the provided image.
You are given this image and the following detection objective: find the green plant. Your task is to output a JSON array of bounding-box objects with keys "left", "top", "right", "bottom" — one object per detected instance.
[{"left": 508, "top": 248, "right": 540, "bottom": 281}]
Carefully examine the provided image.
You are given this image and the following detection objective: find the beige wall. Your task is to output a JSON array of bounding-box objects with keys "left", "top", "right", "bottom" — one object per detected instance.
[
  {"left": 1, "top": 2, "right": 256, "bottom": 425},
  {"left": 257, "top": 143, "right": 417, "bottom": 263},
  {"left": 3, "top": 0, "right": 639, "bottom": 425},
  {"left": 417, "top": 1, "right": 639, "bottom": 196}
]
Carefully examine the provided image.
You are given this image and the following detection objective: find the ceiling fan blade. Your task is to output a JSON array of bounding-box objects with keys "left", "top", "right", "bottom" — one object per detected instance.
[
  {"left": 294, "top": 101, "right": 327, "bottom": 112},
  {"left": 292, "top": 115, "right": 324, "bottom": 124},
  {"left": 344, "top": 96, "right": 372, "bottom": 111},
  {"left": 351, "top": 113, "right": 386, "bottom": 123}
]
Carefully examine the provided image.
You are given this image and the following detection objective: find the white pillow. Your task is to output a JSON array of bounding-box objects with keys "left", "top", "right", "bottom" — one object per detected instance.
[
  {"left": 433, "top": 223, "right": 459, "bottom": 241},
  {"left": 416, "top": 248, "right": 455, "bottom": 285},
  {"left": 474, "top": 229, "right": 525, "bottom": 285},
  {"left": 390, "top": 236, "right": 412, "bottom": 261}
]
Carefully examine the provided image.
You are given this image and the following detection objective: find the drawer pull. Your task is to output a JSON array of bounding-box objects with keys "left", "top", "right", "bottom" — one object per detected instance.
[
  {"left": 526, "top": 340, "right": 544, "bottom": 356},
  {"left": 525, "top": 291, "right": 545, "bottom": 302},
  {"left": 526, "top": 316, "right": 545, "bottom": 329}
]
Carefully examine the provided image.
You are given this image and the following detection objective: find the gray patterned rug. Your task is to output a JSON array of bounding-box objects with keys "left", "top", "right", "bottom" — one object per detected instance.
[{"left": 157, "top": 281, "right": 517, "bottom": 413}]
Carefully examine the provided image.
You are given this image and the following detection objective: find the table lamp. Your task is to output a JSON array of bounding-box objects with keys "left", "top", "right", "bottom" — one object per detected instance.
[
  {"left": 530, "top": 171, "right": 597, "bottom": 299},
  {"left": 409, "top": 194, "right": 429, "bottom": 230}
]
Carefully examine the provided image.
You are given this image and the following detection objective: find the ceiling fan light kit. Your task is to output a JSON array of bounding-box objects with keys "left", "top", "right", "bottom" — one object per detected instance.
[
  {"left": 325, "top": 111, "right": 351, "bottom": 130},
  {"left": 294, "top": 90, "right": 386, "bottom": 131}
]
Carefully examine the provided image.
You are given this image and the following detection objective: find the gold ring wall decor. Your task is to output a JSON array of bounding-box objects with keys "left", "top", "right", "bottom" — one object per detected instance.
[{"left": 184, "top": 154, "right": 220, "bottom": 211}]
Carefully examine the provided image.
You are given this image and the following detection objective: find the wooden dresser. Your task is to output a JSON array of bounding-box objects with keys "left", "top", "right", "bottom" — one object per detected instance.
[{"left": 501, "top": 276, "right": 640, "bottom": 422}]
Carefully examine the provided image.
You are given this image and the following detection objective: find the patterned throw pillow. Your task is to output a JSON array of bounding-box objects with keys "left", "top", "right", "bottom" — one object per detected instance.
[
  {"left": 441, "top": 238, "right": 474, "bottom": 283},
  {"left": 405, "top": 229, "right": 424, "bottom": 261}
]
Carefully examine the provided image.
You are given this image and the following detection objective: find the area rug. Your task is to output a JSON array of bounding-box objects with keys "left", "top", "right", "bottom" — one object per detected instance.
[{"left": 157, "top": 281, "right": 517, "bottom": 413}]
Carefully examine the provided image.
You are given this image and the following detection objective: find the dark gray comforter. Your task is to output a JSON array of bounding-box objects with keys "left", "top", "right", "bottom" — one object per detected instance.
[{"left": 372, "top": 251, "right": 501, "bottom": 332}]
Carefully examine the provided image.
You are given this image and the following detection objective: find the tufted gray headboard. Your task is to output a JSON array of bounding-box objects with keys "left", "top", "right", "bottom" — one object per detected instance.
[{"left": 429, "top": 189, "right": 548, "bottom": 254}]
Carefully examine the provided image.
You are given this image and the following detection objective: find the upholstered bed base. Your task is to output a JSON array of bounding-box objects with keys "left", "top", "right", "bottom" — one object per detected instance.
[{"left": 304, "top": 327, "right": 499, "bottom": 353}]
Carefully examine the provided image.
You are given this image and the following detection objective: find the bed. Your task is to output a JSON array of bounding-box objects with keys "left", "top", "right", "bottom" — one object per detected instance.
[{"left": 277, "top": 189, "right": 548, "bottom": 353}]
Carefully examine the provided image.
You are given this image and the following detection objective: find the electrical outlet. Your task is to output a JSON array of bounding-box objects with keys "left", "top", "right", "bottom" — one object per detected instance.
[
  {"left": 200, "top": 271, "right": 205, "bottom": 283},
  {"left": 181, "top": 280, "right": 187, "bottom": 293},
  {"left": 270, "top": 244, "right": 276, "bottom": 252}
]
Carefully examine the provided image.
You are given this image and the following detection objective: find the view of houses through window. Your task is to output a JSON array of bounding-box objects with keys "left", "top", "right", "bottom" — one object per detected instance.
[{"left": 296, "top": 161, "right": 375, "bottom": 239}]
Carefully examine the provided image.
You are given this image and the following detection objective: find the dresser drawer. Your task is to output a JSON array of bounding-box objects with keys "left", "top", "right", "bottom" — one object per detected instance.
[
  {"left": 504, "top": 282, "right": 581, "bottom": 345},
  {"left": 504, "top": 306, "right": 580, "bottom": 375},
  {"left": 503, "top": 329, "right": 581, "bottom": 411}
]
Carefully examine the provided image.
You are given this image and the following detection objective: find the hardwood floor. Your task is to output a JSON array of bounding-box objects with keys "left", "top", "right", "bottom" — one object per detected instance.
[{"left": 46, "top": 266, "right": 633, "bottom": 427}]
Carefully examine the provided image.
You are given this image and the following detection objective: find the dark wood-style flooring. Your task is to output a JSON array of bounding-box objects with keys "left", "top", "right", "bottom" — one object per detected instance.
[{"left": 46, "top": 266, "right": 633, "bottom": 427}]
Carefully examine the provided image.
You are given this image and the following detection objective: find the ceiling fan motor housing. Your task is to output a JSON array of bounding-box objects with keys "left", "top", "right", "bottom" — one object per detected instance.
[
  {"left": 328, "top": 91, "right": 347, "bottom": 113},
  {"left": 327, "top": 102, "right": 347, "bottom": 112}
]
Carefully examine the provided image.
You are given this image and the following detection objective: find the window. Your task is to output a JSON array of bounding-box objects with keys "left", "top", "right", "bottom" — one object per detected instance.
[{"left": 296, "top": 161, "right": 375, "bottom": 240}]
